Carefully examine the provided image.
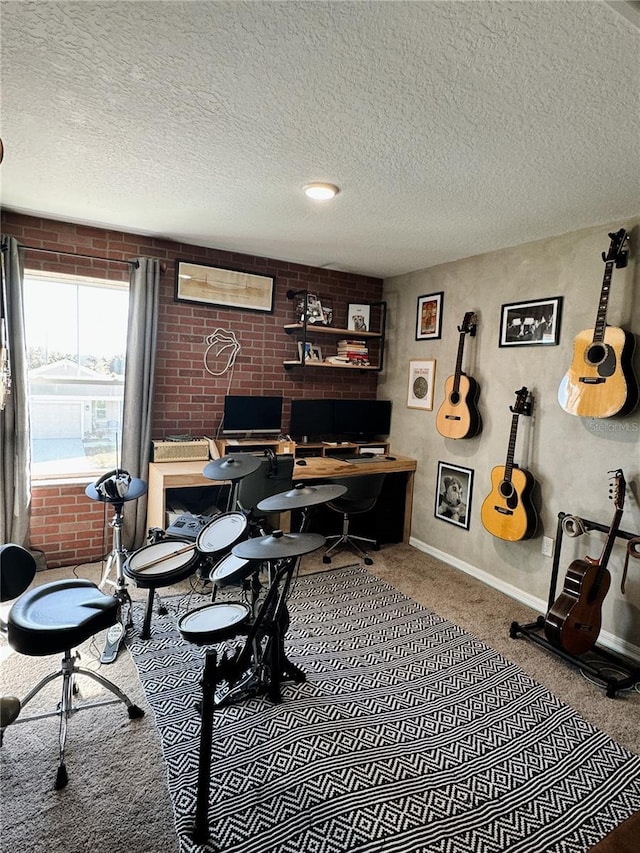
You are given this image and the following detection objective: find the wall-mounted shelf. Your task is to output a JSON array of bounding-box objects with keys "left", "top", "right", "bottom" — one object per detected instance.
[{"left": 284, "top": 291, "right": 386, "bottom": 372}]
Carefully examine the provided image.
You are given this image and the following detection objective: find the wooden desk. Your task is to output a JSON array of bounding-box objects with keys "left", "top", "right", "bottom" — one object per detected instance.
[{"left": 146, "top": 454, "right": 417, "bottom": 542}]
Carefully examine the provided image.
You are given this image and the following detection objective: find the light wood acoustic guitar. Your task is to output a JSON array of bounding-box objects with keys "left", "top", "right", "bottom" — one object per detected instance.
[
  {"left": 544, "top": 469, "right": 626, "bottom": 656},
  {"left": 480, "top": 387, "right": 538, "bottom": 541},
  {"left": 558, "top": 228, "right": 638, "bottom": 418},
  {"left": 436, "top": 311, "right": 482, "bottom": 439}
]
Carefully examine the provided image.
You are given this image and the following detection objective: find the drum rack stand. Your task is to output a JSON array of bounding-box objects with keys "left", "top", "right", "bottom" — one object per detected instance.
[
  {"left": 509, "top": 511, "right": 640, "bottom": 698},
  {"left": 188, "top": 554, "right": 304, "bottom": 844}
]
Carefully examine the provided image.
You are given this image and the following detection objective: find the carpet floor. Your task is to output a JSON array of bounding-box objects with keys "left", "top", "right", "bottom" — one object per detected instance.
[{"left": 125, "top": 564, "right": 640, "bottom": 853}]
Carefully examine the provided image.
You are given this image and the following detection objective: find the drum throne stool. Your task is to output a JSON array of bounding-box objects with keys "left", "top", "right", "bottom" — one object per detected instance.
[{"left": 0, "top": 543, "right": 144, "bottom": 790}]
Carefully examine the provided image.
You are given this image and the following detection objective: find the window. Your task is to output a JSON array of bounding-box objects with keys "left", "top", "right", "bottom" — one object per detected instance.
[{"left": 24, "top": 271, "right": 129, "bottom": 481}]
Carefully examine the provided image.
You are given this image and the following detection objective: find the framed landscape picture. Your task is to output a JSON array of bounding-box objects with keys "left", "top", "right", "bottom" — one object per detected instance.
[{"left": 175, "top": 260, "right": 275, "bottom": 313}]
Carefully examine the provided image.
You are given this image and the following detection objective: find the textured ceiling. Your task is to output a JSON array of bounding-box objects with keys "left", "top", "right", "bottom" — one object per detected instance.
[{"left": 1, "top": 1, "right": 638, "bottom": 278}]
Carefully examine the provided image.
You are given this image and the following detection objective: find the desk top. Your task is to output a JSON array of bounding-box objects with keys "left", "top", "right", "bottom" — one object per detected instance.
[
  {"left": 148, "top": 454, "right": 416, "bottom": 487},
  {"left": 291, "top": 454, "right": 416, "bottom": 479}
]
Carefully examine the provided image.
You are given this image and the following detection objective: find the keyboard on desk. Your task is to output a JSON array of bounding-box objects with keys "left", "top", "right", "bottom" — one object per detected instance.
[{"left": 329, "top": 454, "right": 382, "bottom": 463}]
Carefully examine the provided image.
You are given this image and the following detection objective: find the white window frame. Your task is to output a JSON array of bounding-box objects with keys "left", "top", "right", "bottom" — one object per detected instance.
[{"left": 24, "top": 270, "right": 129, "bottom": 484}]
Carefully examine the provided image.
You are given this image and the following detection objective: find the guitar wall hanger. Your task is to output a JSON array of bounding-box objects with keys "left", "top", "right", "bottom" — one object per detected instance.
[
  {"left": 510, "top": 394, "right": 532, "bottom": 417},
  {"left": 602, "top": 230, "right": 628, "bottom": 268}
]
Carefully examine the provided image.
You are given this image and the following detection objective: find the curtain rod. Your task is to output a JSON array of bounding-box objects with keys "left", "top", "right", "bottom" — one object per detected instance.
[{"left": 15, "top": 244, "right": 140, "bottom": 268}]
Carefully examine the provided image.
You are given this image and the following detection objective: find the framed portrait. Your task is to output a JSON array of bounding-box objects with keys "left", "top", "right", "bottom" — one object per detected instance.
[
  {"left": 416, "top": 292, "right": 443, "bottom": 340},
  {"left": 499, "top": 296, "right": 563, "bottom": 347},
  {"left": 407, "top": 359, "right": 436, "bottom": 410},
  {"left": 347, "top": 303, "right": 371, "bottom": 332},
  {"left": 297, "top": 341, "right": 322, "bottom": 362},
  {"left": 175, "top": 260, "right": 274, "bottom": 313},
  {"left": 434, "top": 461, "right": 473, "bottom": 530}
]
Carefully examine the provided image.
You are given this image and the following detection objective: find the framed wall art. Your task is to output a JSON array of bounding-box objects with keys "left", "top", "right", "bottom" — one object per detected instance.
[
  {"left": 434, "top": 461, "right": 473, "bottom": 530},
  {"left": 175, "top": 260, "right": 275, "bottom": 313},
  {"left": 347, "top": 303, "right": 371, "bottom": 332},
  {"left": 499, "top": 296, "right": 563, "bottom": 347},
  {"left": 416, "top": 292, "right": 443, "bottom": 340},
  {"left": 297, "top": 341, "right": 322, "bottom": 362},
  {"left": 407, "top": 359, "right": 436, "bottom": 410}
]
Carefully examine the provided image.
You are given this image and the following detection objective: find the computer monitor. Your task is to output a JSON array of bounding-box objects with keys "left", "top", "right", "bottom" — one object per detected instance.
[
  {"left": 333, "top": 399, "right": 392, "bottom": 440},
  {"left": 222, "top": 395, "right": 283, "bottom": 436},
  {"left": 290, "top": 399, "right": 334, "bottom": 440}
]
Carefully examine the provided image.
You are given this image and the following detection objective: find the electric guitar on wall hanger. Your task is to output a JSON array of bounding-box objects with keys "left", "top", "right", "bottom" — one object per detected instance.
[
  {"left": 435, "top": 311, "right": 482, "bottom": 439},
  {"left": 558, "top": 228, "right": 639, "bottom": 418},
  {"left": 480, "top": 387, "right": 538, "bottom": 541},
  {"left": 544, "top": 469, "right": 626, "bottom": 656}
]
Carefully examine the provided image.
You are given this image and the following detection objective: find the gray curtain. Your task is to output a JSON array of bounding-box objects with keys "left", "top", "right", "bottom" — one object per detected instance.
[
  {"left": 0, "top": 236, "right": 31, "bottom": 546},
  {"left": 121, "top": 258, "right": 160, "bottom": 550}
]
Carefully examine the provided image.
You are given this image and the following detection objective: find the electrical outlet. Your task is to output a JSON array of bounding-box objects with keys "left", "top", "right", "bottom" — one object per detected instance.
[{"left": 541, "top": 536, "right": 554, "bottom": 558}]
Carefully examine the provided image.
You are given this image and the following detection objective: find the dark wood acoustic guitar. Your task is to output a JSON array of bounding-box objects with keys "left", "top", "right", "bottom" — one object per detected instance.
[
  {"left": 480, "top": 387, "right": 537, "bottom": 541},
  {"left": 544, "top": 470, "right": 626, "bottom": 656},
  {"left": 558, "top": 228, "right": 638, "bottom": 418},
  {"left": 436, "top": 311, "right": 482, "bottom": 439}
]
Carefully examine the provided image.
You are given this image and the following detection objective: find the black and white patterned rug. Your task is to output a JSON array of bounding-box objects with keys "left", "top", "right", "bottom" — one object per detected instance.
[{"left": 126, "top": 565, "right": 640, "bottom": 853}]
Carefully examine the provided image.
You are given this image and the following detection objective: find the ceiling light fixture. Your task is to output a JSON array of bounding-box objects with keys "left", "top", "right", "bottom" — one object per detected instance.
[{"left": 303, "top": 182, "right": 339, "bottom": 200}]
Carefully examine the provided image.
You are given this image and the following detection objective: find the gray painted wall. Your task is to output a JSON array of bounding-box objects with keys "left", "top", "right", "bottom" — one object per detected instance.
[{"left": 380, "top": 218, "right": 640, "bottom": 655}]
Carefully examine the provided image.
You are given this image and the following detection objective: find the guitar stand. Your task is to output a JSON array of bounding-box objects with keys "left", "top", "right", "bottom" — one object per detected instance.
[{"left": 509, "top": 511, "right": 640, "bottom": 698}]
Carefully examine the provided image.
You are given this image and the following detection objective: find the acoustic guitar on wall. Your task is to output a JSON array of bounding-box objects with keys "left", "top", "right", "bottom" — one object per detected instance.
[
  {"left": 480, "top": 387, "right": 538, "bottom": 542},
  {"left": 544, "top": 469, "right": 626, "bottom": 656},
  {"left": 558, "top": 228, "right": 639, "bottom": 418},
  {"left": 436, "top": 311, "right": 482, "bottom": 439}
]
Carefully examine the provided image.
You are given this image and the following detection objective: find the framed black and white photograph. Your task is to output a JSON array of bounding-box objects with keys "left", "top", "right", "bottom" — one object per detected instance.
[
  {"left": 297, "top": 341, "right": 322, "bottom": 362},
  {"left": 347, "top": 303, "right": 371, "bottom": 332},
  {"left": 175, "top": 260, "right": 275, "bottom": 313},
  {"left": 416, "top": 292, "right": 444, "bottom": 340},
  {"left": 435, "top": 461, "right": 473, "bottom": 530},
  {"left": 499, "top": 296, "right": 563, "bottom": 347}
]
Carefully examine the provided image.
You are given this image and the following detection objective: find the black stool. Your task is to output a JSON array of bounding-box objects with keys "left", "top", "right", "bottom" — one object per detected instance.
[{"left": 1, "top": 544, "right": 144, "bottom": 789}]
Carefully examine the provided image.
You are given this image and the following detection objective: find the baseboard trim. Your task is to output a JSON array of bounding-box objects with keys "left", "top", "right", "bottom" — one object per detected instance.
[{"left": 409, "top": 536, "right": 640, "bottom": 664}]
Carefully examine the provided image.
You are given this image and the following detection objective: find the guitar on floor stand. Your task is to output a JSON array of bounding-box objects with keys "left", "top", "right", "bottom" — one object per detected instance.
[
  {"left": 544, "top": 469, "right": 626, "bottom": 656},
  {"left": 480, "top": 387, "right": 537, "bottom": 542},
  {"left": 436, "top": 311, "right": 482, "bottom": 439},
  {"left": 558, "top": 228, "right": 638, "bottom": 418}
]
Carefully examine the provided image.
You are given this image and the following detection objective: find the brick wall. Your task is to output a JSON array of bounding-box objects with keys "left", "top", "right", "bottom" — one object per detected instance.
[{"left": 2, "top": 212, "right": 384, "bottom": 567}]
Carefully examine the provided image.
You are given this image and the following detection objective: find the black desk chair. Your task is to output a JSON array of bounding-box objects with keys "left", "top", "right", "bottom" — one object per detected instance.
[
  {"left": 322, "top": 473, "right": 387, "bottom": 565},
  {"left": 235, "top": 451, "right": 295, "bottom": 536},
  {"left": 0, "top": 544, "right": 144, "bottom": 789}
]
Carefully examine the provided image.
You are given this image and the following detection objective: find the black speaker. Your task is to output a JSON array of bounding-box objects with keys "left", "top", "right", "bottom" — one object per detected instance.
[{"left": 94, "top": 469, "right": 132, "bottom": 500}]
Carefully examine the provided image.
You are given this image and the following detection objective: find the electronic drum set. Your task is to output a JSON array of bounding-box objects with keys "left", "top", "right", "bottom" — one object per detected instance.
[
  {"left": 88, "top": 454, "right": 346, "bottom": 702},
  {"left": 88, "top": 454, "right": 347, "bottom": 844}
]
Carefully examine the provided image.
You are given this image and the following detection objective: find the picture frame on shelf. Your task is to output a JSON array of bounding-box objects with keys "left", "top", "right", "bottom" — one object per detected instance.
[
  {"left": 347, "top": 303, "right": 371, "bottom": 332},
  {"left": 175, "top": 260, "right": 274, "bottom": 313},
  {"left": 499, "top": 296, "right": 563, "bottom": 347},
  {"left": 407, "top": 359, "right": 436, "bottom": 410},
  {"left": 297, "top": 341, "right": 322, "bottom": 362},
  {"left": 416, "top": 292, "right": 444, "bottom": 340},
  {"left": 434, "top": 461, "right": 473, "bottom": 530},
  {"left": 295, "top": 293, "right": 331, "bottom": 326}
]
